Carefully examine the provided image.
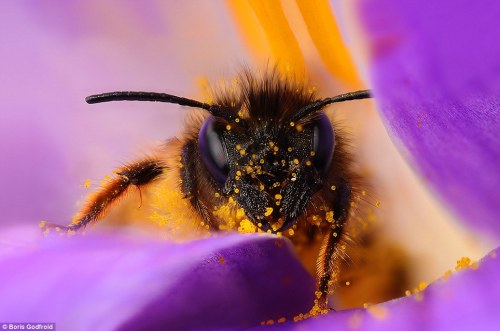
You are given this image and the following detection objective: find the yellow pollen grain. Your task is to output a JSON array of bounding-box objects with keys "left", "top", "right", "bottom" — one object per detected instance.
[
  {"left": 345, "top": 281, "right": 350, "bottom": 286},
  {"left": 275, "top": 194, "right": 282, "bottom": 200},
  {"left": 269, "top": 141, "right": 275, "bottom": 147},
  {"left": 238, "top": 219, "right": 257, "bottom": 233},
  {"left": 455, "top": 257, "right": 472, "bottom": 270},
  {"left": 296, "top": 124, "right": 303, "bottom": 132},
  {"left": 236, "top": 208, "right": 245, "bottom": 218},
  {"left": 362, "top": 190, "right": 367, "bottom": 196},
  {"left": 418, "top": 282, "right": 428, "bottom": 291},
  {"left": 259, "top": 159, "right": 265, "bottom": 164},
  {"left": 236, "top": 170, "right": 242, "bottom": 176},
  {"left": 259, "top": 184, "right": 265, "bottom": 191},
  {"left": 287, "top": 147, "right": 293, "bottom": 152},
  {"left": 405, "top": 290, "right": 412, "bottom": 296},
  {"left": 289, "top": 121, "right": 295, "bottom": 127},
  {"left": 275, "top": 201, "right": 281, "bottom": 206},
  {"left": 265, "top": 207, "right": 274, "bottom": 216},
  {"left": 214, "top": 192, "right": 220, "bottom": 198},
  {"left": 236, "top": 144, "right": 241, "bottom": 150},
  {"left": 273, "top": 146, "right": 279, "bottom": 152},
  {"left": 333, "top": 232, "right": 338, "bottom": 237},
  {"left": 310, "top": 151, "right": 316, "bottom": 157},
  {"left": 235, "top": 118, "right": 240, "bottom": 123},
  {"left": 375, "top": 201, "right": 381, "bottom": 207},
  {"left": 226, "top": 124, "right": 232, "bottom": 131},
  {"left": 240, "top": 149, "right": 246, "bottom": 156},
  {"left": 293, "top": 158, "right": 299, "bottom": 165},
  {"left": 235, "top": 176, "right": 240, "bottom": 181},
  {"left": 330, "top": 185, "right": 336, "bottom": 191},
  {"left": 442, "top": 270, "right": 453, "bottom": 279},
  {"left": 83, "top": 179, "right": 91, "bottom": 188},
  {"left": 234, "top": 188, "right": 240, "bottom": 193},
  {"left": 288, "top": 229, "right": 295, "bottom": 236},
  {"left": 306, "top": 160, "right": 312, "bottom": 166},
  {"left": 100, "top": 174, "right": 111, "bottom": 187}
]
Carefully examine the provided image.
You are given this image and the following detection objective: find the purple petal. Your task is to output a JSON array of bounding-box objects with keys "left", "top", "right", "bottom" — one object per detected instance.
[
  {"left": 0, "top": 231, "right": 315, "bottom": 330},
  {"left": 353, "top": 0, "right": 500, "bottom": 235},
  {"left": 251, "top": 247, "right": 500, "bottom": 330}
]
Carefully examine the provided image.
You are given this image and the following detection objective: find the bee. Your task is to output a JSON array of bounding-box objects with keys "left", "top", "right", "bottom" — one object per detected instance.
[{"left": 43, "top": 69, "right": 371, "bottom": 310}]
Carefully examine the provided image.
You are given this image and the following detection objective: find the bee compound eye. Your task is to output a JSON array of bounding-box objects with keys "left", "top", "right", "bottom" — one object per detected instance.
[
  {"left": 312, "top": 113, "right": 335, "bottom": 175},
  {"left": 198, "top": 116, "right": 230, "bottom": 185}
]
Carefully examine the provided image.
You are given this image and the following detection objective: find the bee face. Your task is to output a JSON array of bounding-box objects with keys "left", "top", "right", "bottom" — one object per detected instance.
[{"left": 197, "top": 75, "right": 337, "bottom": 232}]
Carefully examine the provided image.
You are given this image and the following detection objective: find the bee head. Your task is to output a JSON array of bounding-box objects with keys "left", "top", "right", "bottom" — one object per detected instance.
[
  {"left": 198, "top": 110, "right": 337, "bottom": 232},
  {"left": 196, "top": 70, "right": 370, "bottom": 233}
]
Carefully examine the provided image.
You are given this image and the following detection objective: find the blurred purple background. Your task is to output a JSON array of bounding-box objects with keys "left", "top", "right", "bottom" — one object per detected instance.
[{"left": 0, "top": 1, "right": 252, "bottom": 227}]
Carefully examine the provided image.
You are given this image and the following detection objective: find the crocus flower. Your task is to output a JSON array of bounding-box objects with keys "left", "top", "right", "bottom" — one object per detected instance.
[{"left": 1, "top": 1, "right": 499, "bottom": 331}]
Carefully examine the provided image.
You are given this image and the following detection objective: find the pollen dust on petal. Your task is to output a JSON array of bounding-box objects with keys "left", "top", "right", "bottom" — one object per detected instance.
[
  {"left": 403, "top": 281, "right": 428, "bottom": 300},
  {"left": 366, "top": 305, "right": 389, "bottom": 320},
  {"left": 455, "top": 256, "right": 479, "bottom": 271},
  {"left": 292, "top": 295, "right": 329, "bottom": 323}
]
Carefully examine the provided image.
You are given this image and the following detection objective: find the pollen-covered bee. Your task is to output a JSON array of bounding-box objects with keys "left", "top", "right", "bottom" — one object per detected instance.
[{"left": 43, "top": 69, "right": 371, "bottom": 310}]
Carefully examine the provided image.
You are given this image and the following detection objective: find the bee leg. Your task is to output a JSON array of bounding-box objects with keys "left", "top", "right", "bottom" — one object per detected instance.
[
  {"left": 180, "top": 141, "right": 219, "bottom": 230},
  {"left": 41, "top": 158, "right": 165, "bottom": 234},
  {"left": 316, "top": 179, "right": 351, "bottom": 310}
]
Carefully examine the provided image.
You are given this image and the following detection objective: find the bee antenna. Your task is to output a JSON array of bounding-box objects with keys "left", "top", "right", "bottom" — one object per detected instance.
[
  {"left": 85, "top": 91, "right": 239, "bottom": 124},
  {"left": 291, "top": 89, "right": 372, "bottom": 122}
]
